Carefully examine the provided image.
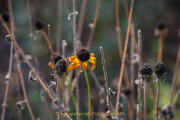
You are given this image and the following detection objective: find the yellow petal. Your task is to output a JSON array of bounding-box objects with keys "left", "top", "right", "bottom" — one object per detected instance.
[
  {"left": 90, "top": 56, "right": 96, "bottom": 60},
  {"left": 67, "top": 60, "right": 82, "bottom": 71},
  {"left": 81, "top": 62, "right": 87, "bottom": 72},
  {"left": 67, "top": 56, "right": 77, "bottom": 64},
  {"left": 88, "top": 59, "right": 96, "bottom": 72}
]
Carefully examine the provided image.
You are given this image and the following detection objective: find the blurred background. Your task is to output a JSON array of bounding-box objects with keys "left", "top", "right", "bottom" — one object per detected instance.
[{"left": 0, "top": 0, "right": 180, "bottom": 120}]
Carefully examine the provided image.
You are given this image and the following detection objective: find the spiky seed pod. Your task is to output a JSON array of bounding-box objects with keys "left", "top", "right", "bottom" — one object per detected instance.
[
  {"left": 139, "top": 63, "right": 153, "bottom": 75},
  {"left": 154, "top": 62, "right": 167, "bottom": 75},
  {"left": 0, "top": 11, "right": 9, "bottom": 22},
  {"left": 34, "top": 20, "right": 45, "bottom": 30},
  {"left": 77, "top": 47, "right": 90, "bottom": 61},
  {"left": 157, "top": 20, "right": 166, "bottom": 30},
  {"left": 55, "top": 59, "right": 67, "bottom": 77},
  {"left": 51, "top": 52, "right": 62, "bottom": 64}
]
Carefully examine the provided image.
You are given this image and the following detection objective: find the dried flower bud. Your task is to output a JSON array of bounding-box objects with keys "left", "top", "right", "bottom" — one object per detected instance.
[
  {"left": 55, "top": 59, "right": 67, "bottom": 77},
  {"left": 161, "top": 104, "right": 174, "bottom": 119},
  {"left": 139, "top": 63, "right": 153, "bottom": 75},
  {"left": 51, "top": 52, "right": 62, "bottom": 64},
  {"left": 157, "top": 20, "right": 166, "bottom": 30},
  {"left": 0, "top": 11, "right": 9, "bottom": 22},
  {"left": 35, "top": 20, "right": 45, "bottom": 30},
  {"left": 5, "top": 35, "right": 12, "bottom": 43},
  {"left": 77, "top": 47, "right": 90, "bottom": 61},
  {"left": 122, "top": 87, "right": 131, "bottom": 98},
  {"left": 154, "top": 62, "right": 167, "bottom": 75}
]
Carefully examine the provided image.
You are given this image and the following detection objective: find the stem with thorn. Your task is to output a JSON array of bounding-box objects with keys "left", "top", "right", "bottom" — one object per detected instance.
[
  {"left": 100, "top": 47, "right": 112, "bottom": 120},
  {"left": 115, "top": 0, "right": 134, "bottom": 116}
]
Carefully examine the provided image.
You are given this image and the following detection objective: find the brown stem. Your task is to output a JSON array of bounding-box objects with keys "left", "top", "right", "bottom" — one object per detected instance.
[
  {"left": 157, "top": 32, "right": 163, "bottom": 62},
  {"left": 156, "top": 80, "right": 160, "bottom": 119},
  {"left": 115, "top": 0, "right": 134, "bottom": 116},
  {"left": 42, "top": 30, "right": 52, "bottom": 49},
  {"left": 56, "top": 0, "right": 62, "bottom": 53},
  {"left": 76, "top": 0, "right": 88, "bottom": 40},
  {"left": 127, "top": 98, "right": 132, "bottom": 120},
  {"left": 100, "top": 47, "right": 112, "bottom": 120},
  {"left": 115, "top": 0, "right": 130, "bottom": 88},
  {"left": 63, "top": 0, "right": 73, "bottom": 29},
  {"left": 144, "top": 78, "right": 147, "bottom": 120},
  {"left": 86, "top": 0, "right": 101, "bottom": 49},
  {"left": 172, "top": 83, "right": 180, "bottom": 108},
  {"left": 123, "top": 0, "right": 129, "bottom": 20}
]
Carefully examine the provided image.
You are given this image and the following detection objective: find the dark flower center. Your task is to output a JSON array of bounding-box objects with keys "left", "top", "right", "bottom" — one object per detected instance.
[
  {"left": 55, "top": 59, "right": 67, "bottom": 76},
  {"left": 1, "top": 11, "right": 9, "bottom": 22},
  {"left": 157, "top": 20, "right": 166, "bottom": 30},
  {"left": 139, "top": 63, "right": 153, "bottom": 75},
  {"left": 77, "top": 47, "right": 90, "bottom": 61}
]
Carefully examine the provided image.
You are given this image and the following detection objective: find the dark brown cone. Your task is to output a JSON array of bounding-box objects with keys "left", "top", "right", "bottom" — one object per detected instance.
[{"left": 77, "top": 47, "right": 90, "bottom": 61}]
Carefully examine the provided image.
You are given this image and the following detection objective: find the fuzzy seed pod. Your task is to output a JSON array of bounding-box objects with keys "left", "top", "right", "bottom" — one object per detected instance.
[
  {"left": 77, "top": 47, "right": 90, "bottom": 61},
  {"left": 154, "top": 62, "right": 167, "bottom": 75},
  {"left": 55, "top": 59, "right": 67, "bottom": 77},
  {"left": 157, "top": 20, "right": 166, "bottom": 30},
  {"left": 0, "top": 11, "right": 9, "bottom": 22},
  {"left": 139, "top": 63, "right": 153, "bottom": 75},
  {"left": 35, "top": 20, "right": 45, "bottom": 30}
]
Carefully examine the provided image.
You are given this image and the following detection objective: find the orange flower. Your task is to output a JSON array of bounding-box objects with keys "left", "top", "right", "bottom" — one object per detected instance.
[{"left": 67, "top": 47, "right": 96, "bottom": 72}]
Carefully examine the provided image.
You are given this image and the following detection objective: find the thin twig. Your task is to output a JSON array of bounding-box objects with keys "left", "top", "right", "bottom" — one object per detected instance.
[
  {"left": 123, "top": 0, "right": 129, "bottom": 20},
  {"left": 26, "top": 0, "right": 40, "bottom": 75},
  {"left": 173, "top": 83, "right": 180, "bottom": 108},
  {"left": 130, "top": 23, "right": 135, "bottom": 120},
  {"left": 137, "top": 30, "right": 142, "bottom": 120},
  {"left": 86, "top": 0, "right": 101, "bottom": 49},
  {"left": 100, "top": 47, "right": 112, "bottom": 120},
  {"left": 115, "top": 0, "right": 130, "bottom": 88},
  {"left": 76, "top": 0, "right": 88, "bottom": 40},
  {"left": 56, "top": 0, "right": 62, "bottom": 53},
  {"left": 144, "top": 78, "right": 147, "bottom": 120},
  {"left": 0, "top": 16, "right": 73, "bottom": 120},
  {"left": 115, "top": 0, "right": 135, "bottom": 117},
  {"left": 63, "top": 0, "right": 73, "bottom": 29},
  {"left": 157, "top": 32, "right": 163, "bottom": 62}
]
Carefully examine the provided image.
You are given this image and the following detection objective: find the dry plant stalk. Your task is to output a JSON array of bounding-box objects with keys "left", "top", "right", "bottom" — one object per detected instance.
[
  {"left": 115, "top": 0, "right": 135, "bottom": 117},
  {"left": 56, "top": 0, "right": 62, "bottom": 53},
  {"left": 0, "top": 16, "right": 72, "bottom": 120},
  {"left": 144, "top": 79, "right": 147, "bottom": 120},
  {"left": 137, "top": 30, "right": 142, "bottom": 120},
  {"left": 115, "top": 0, "right": 130, "bottom": 88},
  {"left": 77, "top": 0, "right": 88, "bottom": 40},
  {"left": 100, "top": 47, "right": 112, "bottom": 120},
  {"left": 123, "top": 0, "right": 129, "bottom": 19},
  {"left": 86, "top": 0, "right": 101, "bottom": 49},
  {"left": 130, "top": 23, "right": 135, "bottom": 120}
]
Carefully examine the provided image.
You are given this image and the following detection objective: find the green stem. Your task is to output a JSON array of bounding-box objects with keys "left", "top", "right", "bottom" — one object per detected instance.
[
  {"left": 65, "top": 76, "right": 76, "bottom": 108},
  {"left": 84, "top": 70, "right": 91, "bottom": 120}
]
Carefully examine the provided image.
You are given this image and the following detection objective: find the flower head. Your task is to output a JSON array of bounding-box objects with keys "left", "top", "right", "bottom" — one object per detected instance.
[
  {"left": 154, "top": 62, "right": 167, "bottom": 82},
  {"left": 139, "top": 63, "right": 153, "bottom": 82},
  {"left": 35, "top": 20, "right": 45, "bottom": 30},
  {"left": 55, "top": 59, "right": 67, "bottom": 77},
  {"left": 67, "top": 47, "right": 96, "bottom": 72}
]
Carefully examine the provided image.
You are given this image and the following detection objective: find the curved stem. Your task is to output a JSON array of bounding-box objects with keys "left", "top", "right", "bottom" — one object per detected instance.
[{"left": 84, "top": 70, "right": 91, "bottom": 120}]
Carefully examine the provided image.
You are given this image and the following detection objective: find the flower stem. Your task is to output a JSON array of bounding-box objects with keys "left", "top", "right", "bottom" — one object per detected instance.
[{"left": 84, "top": 70, "right": 91, "bottom": 120}]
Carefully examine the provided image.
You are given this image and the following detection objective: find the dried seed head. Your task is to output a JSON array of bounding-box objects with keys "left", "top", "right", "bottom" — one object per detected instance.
[
  {"left": 122, "top": 87, "right": 131, "bottom": 98},
  {"left": 139, "top": 63, "right": 153, "bottom": 75},
  {"left": 161, "top": 104, "right": 174, "bottom": 119},
  {"left": 157, "top": 20, "right": 166, "bottom": 30},
  {"left": 51, "top": 52, "right": 62, "bottom": 64},
  {"left": 0, "top": 11, "right": 9, "bottom": 22},
  {"left": 15, "top": 100, "right": 26, "bottom": 110},
  {"left": 55, "top": 59, "right": 67, "bottom": 76},
  {"left": 35, "top": 20, "right": 45, "bottom": 30},
  {"left": 154, "top": 62, "right": 167, "bottom": 75},
  {"left": 5, "top": 35, "right": 12, "bottom": 43},
  {"left": 77, "top": 47, "right": 90, "bottom": 61}
]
